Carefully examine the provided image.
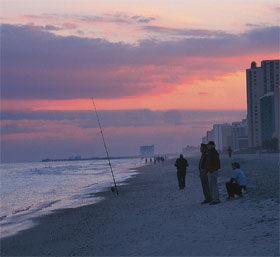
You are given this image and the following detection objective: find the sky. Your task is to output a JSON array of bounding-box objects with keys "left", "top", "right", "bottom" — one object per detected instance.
[{"left": 1, "top": 0, "right": 279, "bottom": 162}]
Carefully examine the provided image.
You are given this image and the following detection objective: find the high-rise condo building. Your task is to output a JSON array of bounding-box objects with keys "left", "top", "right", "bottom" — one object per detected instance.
[{"left": 246, "top": 60, "right": 280, "bottom": 149}]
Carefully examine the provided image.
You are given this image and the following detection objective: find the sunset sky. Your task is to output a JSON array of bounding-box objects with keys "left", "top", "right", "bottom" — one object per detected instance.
[{"left": 1, "top": 0, "right": 279, "bottom": 162}]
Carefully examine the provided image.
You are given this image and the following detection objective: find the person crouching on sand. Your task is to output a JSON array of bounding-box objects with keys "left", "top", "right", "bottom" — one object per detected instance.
[
  {"left": 226, "top": 162, "right": 247, "bottom": 199},
  {"left": 199, "top": 143, "right": 212, "bottom": 204},
  {"left": 175, "top": 154, "right": 189, "bottom": 190},
  {"left": 205, "top": 141, "right": 221, "bottom": 205}
]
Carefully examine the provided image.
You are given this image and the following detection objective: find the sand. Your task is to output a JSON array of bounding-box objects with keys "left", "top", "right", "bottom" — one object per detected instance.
[{"left": 1, "top": 153, "right": 279, "bottom": 256}]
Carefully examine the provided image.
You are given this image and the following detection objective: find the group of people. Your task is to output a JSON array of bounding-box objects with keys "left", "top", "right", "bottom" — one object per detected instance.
[
  {"left": 144, "top": 156, "right": 165, "bottom": 164},
  {"left": 154, "top": 156, "right": 165, "bottom": 164},
  {"left": 175, "top": 141, "right": 247, "bottom": 205}
]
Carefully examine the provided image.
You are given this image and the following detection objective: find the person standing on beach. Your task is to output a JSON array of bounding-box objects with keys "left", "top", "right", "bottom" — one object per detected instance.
[
  {"left": 226, "top": 162, "right": 247, "bottom": 199},
  {"left": 205, "top": 141, "right": 221, "bottom": 205},
  {"left": 175, "top": 154, "right": 189, "bottom": 189},
  {"left": 199, "top": 144, "right": 212, "bottom": 204},
  {"left": 227, "top": 146, "right": 232, "bottom": 158}
]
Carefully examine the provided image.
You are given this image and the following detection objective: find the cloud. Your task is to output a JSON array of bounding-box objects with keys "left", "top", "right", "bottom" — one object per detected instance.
[
  {"left": 1, "top": 24, "right": 279, "bottom": 100},
  {"left": 141, "top": 26, "right": 229, "bottom": 38},
  {"left": 135, "top": 17, "right": 156, "bottom": 23},
  {"left": 19, "top": 13, "right": 157, "bottom": 26},
  {"left": 1, "top": 109, "right": 246, "bottom": 128},
  {"left": 1, "top": 108, "right": 246, "bottom": 162},
  {"left": 43, "top": 25, "right": 61, "bottom": 31}
]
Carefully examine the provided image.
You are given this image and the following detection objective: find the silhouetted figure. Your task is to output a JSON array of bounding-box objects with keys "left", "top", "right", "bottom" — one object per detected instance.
[
  {"left": 175, "top": 154, "right": 189, "bottom": 189},
  {"left": 199, "top": 143, "right": 212, "bottom": 204},
  {"left": 226, "top": 162, "right": 247, "bottom": 199},
  {"left": 205, "top": 141, "right": 221, "bottom": 205},
  {"left": 227, "top": 146, "right": 232, "bottom": 158}
]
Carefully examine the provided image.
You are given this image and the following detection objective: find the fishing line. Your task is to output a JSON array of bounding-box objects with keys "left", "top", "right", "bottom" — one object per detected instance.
[{"left": 91, "top": 98, "right": 119, "bottom": 195}]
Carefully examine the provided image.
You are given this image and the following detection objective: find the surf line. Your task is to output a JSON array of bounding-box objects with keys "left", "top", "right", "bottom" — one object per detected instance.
[{"left": 91, "top": 98, "right": 119, "bottom": 195}]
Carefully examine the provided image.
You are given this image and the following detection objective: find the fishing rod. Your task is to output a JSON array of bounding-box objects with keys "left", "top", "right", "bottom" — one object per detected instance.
[{"left": 91, "top": 98, "right": 119, "bottom": 195}]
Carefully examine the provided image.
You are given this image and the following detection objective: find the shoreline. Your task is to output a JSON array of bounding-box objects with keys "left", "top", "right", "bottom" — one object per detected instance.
[
  {"left": 0, "top": 159, "right": 144, "bottom": 239},
  {"left": 1, "top": 154, "right": 279, "bottom": 256}
]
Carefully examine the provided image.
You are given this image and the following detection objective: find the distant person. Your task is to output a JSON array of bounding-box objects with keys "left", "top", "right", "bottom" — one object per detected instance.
[
  {"left": 227, "top": 146, "right": 233, "bottom": 158},
  {"left": 226, "top": 162, "right": 247, "bottom": 199},
  {"left": 205, "top": 141, "right": 221, "bottom": 205},
  {"left": 157, "top": 156, "right": 161, "bottom": 163},
  {"left": 175, "top": 154, "right": 189, "bottom": 189},
  {"left": 199, "top": 144, "right": 212, "bottom": 204}
]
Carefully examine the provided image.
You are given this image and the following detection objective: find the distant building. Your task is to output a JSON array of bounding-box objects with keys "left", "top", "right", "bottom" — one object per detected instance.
[
  {"left": 140, "top": 145, "right": 154, "bottom": 157},
  {"left": 246, "top": 60, "right": 280, "bottom": 148},
  {"left": 201, "top": 136, "right": 208, "bottom": 144},
  {"left": 260, "top": 92, "right": 275, "bottom": 143},
  {"left": 222, "top": 125, "right": 233, "bottom": 150},
  {"left": 213, "top": 123, "right": 231, "bottom": 151},
  {"left": 231, "top": 119, "right": 248, "bottom": 151},
  {"left": 182, "top": 145, "right": 199, "bottom": 156},
  {"left": 246, "top": 61, "right": 263, "bottom": 147},
  {"left": 238, "top": 137, "right": 249, "bottom": 150},
  {"left": 201, "top": 119, "right": 248, "bottom": 152},
  {"left": 276, "top": 87, "right": 280, "bottom": 150},
  {"left": 207, "top": 129, "right": 214, "bottom": 142}
]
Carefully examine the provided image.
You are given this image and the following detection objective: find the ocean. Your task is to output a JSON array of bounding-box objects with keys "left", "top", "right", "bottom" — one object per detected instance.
[{"left": 0, "top": 158, "right": 143, "bottom": 238}]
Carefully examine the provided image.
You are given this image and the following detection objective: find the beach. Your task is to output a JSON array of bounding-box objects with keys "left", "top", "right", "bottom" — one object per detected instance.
[{"left": 1, "top": 153, "right": 279, "bottom": 256}]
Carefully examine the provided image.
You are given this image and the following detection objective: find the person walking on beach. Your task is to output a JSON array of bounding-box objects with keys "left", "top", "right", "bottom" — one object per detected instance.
[
  {"left": 227, "top": 146, "right": 232, "bottom": 158},
  {"left": 199, "top": 143, "right": 212, "bottom": 204},
  {"left": 175, "top": 154, "right": 189, "bottom": 189},
  {"left": 226, "top": 162, "right": 247, "bottom": 199},
  {"left": 205, "top": 141, "right": 221, "bottom": 205}
]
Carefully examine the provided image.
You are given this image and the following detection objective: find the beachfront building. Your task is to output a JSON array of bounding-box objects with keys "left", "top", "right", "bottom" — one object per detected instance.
[
  {"left": 276, "top": 87, "right": 280, "bottom": 150},
  {"left": 202, "top": 119, "right": 248, "bottom": 152},
  {"left": 246, "top": 61, "right": 263, "bottom": 148},
  {"left": 231, "top": 119, "right": 248, "bottom": 151},
  {"left": 260, "top": 92, "right": 275, "bottom": 143},
  {"left": 207, "top": 129, "right": 214, "bottom": 142},
  {"left": 140, "top": 145, "right": 154, "bottom": 157},
  {"left": 182, "top": 145, "right": 199, "bottom": 156},
  {"left": 213, "top": 123, "right": 232, "bottom": 151},
  {"left": 202, "top": 136, "right": 208, "bottom": 144},
  {"left": 246, "top": 60, "right": 280, "bottom": 149}
]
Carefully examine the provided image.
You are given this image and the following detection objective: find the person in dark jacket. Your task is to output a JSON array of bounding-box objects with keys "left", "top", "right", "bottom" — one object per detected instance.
[
  {"left": 205, "top": 141, "right": 221, "bottom": 205},
  {"left": 199, "top": 143, "right": 212, "bottom": 204},
  {"left": 175, "top": 154, "right": 189, "bottom": 189}
]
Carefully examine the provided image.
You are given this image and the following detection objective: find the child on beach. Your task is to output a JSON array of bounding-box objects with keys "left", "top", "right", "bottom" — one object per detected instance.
[{"left": 226, "top": 162, "right": 247, "bottom": 199}]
